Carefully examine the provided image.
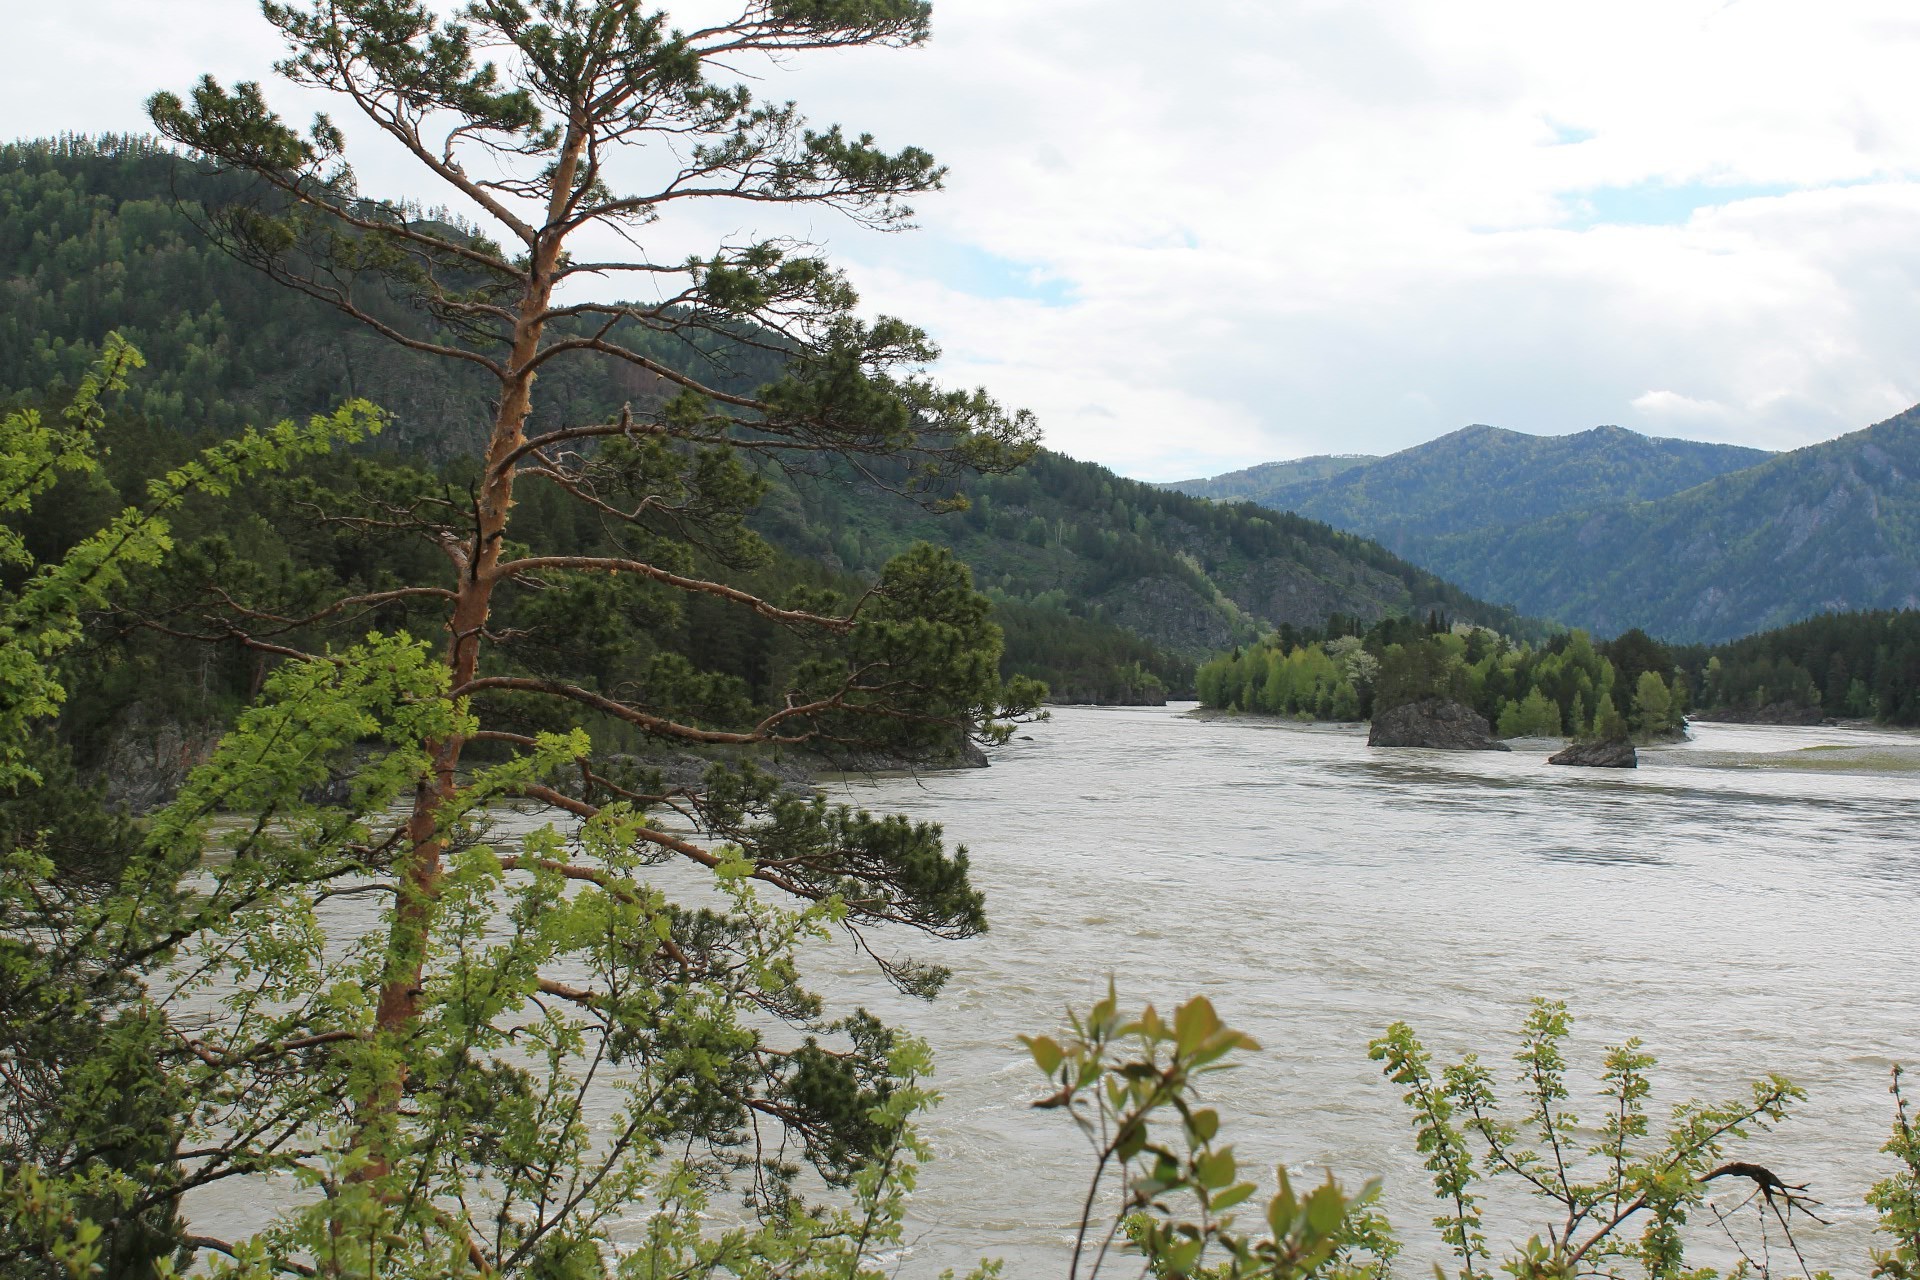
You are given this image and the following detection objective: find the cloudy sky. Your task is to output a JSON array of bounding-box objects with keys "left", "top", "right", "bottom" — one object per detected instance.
[{"left": 10, "top": 0, "right": 1920, "bottom": 480}]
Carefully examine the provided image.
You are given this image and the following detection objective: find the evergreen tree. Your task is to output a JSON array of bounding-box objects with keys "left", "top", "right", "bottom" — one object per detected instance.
[{"left": 12, "top": 3, "right": 1048, "bottom": 1273}]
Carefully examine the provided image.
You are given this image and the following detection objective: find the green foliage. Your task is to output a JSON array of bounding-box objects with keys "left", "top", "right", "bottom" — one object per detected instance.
[
  {"left": 1676, "top": 608, "right": 1920, "bottom": 727},
  {"left": 1869, "top": 1067, "right": 1920, "bottom": 1278},
  {"left": 1197, "top": 619, "right": 1636, "bottom": 742},
  {"left": 1631, "top": 671, "right": 1676, "bottom": 741},
  {"left": 1497, "top": 687, "right": 1563, "bottom": 739},
  {"left": 1589, "top": 690, "right": 1630, "bottom": 743},
  {"left": 1371, "top": 1000, "right": 1815, "bottom": 1280},
  {"left": 1024, "top": 986, "right": 1394, "bottom": 1279}
]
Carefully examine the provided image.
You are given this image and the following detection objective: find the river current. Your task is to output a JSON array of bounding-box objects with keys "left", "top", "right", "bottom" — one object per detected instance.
[
  {"left": 182, "top": 705, "right": 1920, "bottom": 1274},
  {"left": 809, "top": 705, "right": 1920, "bottom": 1275}
]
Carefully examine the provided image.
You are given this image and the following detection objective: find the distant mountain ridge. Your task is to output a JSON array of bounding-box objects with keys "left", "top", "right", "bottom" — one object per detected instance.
[
  {"left": 1171, "top": 415, "right": 1920, "bottom": 644},
  {"left": 1417, "top": 407, "right": 1920, "bottom": 643},
  {"left": 1170, "top": 424, "right": 1772, "bottom": 553},
  {"left": 1167, "top": 453, "right": 1376, "bottom": 503}
]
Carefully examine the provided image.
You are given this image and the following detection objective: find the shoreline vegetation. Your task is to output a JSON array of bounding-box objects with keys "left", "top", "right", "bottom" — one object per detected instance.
[{"left": 1195, "top": 608, "right": 1920, "bottom": 737}]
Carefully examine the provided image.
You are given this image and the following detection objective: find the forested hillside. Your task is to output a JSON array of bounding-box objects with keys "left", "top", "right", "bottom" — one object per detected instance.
[
  {"left": 1166, "top": 452, "right": 1375, "bottom": 503},
  {"left": 1169, "top": 423, "right": 1770, "bottom": 552},
  {"left": 1172, "top": 411, "right": 1920, "bottom": 647},
  {"left": 1, "top": 135, "right": 1533, "bottom": 701},
  {"left": 1415, "top": 410, "right": 1920, "bottom": 643}
]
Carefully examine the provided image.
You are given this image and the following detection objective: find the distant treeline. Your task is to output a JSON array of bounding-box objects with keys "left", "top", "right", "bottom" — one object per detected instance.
[
  {"left": 1196, "top": 614, "right": 1686, "bottom": 741},
  {"left": 1201, "top": 607, "right": 1920, "bottom": 732},
  {"left": 1677, "top": 608, "right": 1920, "bottom": 725}
]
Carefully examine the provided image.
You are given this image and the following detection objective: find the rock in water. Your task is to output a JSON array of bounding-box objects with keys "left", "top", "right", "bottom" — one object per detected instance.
[
  {"left": 1367, "top": 698, "right": 1510, "bottom": 751},
  {"left": 1548, "top": 739, "right": 1638, "bottom": 768}
]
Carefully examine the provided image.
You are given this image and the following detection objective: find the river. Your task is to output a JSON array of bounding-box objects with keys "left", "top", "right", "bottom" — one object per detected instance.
[
  {"left": 804, "top": 704, "right": 1920, "bottom": 1275},
  {"left": 178, "top": 704, "right": 1920, "bottom": 1275}
]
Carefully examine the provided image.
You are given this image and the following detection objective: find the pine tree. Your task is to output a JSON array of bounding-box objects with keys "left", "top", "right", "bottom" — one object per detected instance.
[{"left": 68, "top": 2, "right": 1051, "bottom": 1271}]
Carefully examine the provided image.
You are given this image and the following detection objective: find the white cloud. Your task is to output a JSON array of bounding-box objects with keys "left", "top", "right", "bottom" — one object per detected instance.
[
  {"left": 1631, "top": 391, "right": 1734, "bottom": 423},
  {"left": 6, "top": 0, "right": 1920, "bottom": 478}
]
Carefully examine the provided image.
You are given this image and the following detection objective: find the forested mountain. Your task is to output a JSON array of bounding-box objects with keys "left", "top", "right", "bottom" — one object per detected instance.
[
  {"left": 1165, "top": 452, "right": 1375, "bottom": 503},
  {"left": 763, "top": 448, "right": 1536, "bottom": 662},
  {"left": 1170, "top": 411, "right": 1920, "bottom": 647},
  {"left": 1411, "top": 409, "right": 1920, "bottom": 643},
  {"left": 1, "top": 135, "right": 1531, "bottom": 701},
  {"left": 1170, "top": 423, "right": 1771, "bottom": 552}
]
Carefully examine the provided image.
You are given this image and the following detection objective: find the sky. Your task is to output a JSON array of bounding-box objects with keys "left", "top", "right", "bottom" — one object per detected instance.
[{"left": 9, "top": 0, "right": 1920, "bottom": 481}]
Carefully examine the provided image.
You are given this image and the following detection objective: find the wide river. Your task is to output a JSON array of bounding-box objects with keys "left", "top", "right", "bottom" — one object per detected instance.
[
  {"left": 803, "top": 704, "right": 1920, "bottom": 1276},
  {"left": 182, "top": 704, "right": 1919, "bottom": 1275}
]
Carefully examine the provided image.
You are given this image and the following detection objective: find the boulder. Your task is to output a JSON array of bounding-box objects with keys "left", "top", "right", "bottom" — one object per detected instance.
[
  {"left": 605, "top": 748, "right": 819, "bottom": 799},
  {"left": 1367, "top": 698, "right": 1510, "bottom": 751},
  {"left": 1548, "top": 738, "right": 1637, "bottom": 768}
]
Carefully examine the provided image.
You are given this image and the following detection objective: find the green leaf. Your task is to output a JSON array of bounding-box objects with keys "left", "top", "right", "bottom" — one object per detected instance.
[
  {"left": 1019, "top": 1034, "right": 1063, "bottom": 1076},
  {"left": 1195, "top": 1148, "right": 1237, "bottom": 1190}
]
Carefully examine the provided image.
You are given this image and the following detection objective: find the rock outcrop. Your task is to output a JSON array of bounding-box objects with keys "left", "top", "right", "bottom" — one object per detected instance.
[
  {"left": 1367, "top": 698, "right": 1510, "bottom": 751},
  {"left": 1548, "top": 738, "right": 1637, "bottom": 768},
  {"left": 814, "top": 736, "right": 991, "bottom": 775},
  {"left": 96, "top": 707, "right": 224, "bottom": 813}
]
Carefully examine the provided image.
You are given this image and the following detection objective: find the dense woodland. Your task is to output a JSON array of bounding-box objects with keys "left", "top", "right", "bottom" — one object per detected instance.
[
  {"left": 0, "top": 134, "right": 1537, "bottom": 716},
  {"left": 1198, "top": 608, "right": 1920, "bottom": 730},
  {"left": 1197, "top": 617, "right": 1686, "bottom": 741},
  {"left": 1675, "top": 608, "right": 1920, "bottom": 724}
]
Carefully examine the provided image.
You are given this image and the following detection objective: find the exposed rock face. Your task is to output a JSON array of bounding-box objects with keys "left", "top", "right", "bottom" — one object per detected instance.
[
  {"left": 1367, "top": 698, "right": 1510, "bottom": 751},
  {"left": 96, "top": 707, "right": 224, "bottom": 813},
  {"left": 609, "top": 748, "right": 820, "bottom": 799},
  {"left": 1093, "top": 574, "right": 1238, "bottom": 657},
  {"left": 1044, "top": 683, "right": 1169, "bottom": 706},
  {"left": 1548, "top": 739, "right": 1637, "bottom": 768}
]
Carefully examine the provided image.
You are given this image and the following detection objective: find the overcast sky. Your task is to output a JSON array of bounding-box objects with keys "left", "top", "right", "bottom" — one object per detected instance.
[{"left": 10, "top": 0, "right": 1920, "bottom": 480}]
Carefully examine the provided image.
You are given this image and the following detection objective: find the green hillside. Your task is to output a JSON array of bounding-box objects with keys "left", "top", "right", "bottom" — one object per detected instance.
[
  {"left": 1167, "top": 413, "right": 1920, "bottom": 647},
  {"left": 0, "top": 135, "right": 1534, "bottom": 700},
  {"left": 1164, "top": 452, "right": 1376, "bottom": 503},
  {"left": 1171, "top": 423, "right": 1771, "bottom": 555},
  {"left": 1419, "top": 409, "right": 1920, "bottom": 643}
]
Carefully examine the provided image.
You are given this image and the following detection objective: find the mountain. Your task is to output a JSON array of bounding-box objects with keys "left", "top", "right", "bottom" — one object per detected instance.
[
  {"left": 1165, "top": 453, "right": 1376, "bottom": 505},
  {"left": 759, "top": 449, "right": 1537, "bottom": 663},
  {"left": 1417, "top": 409, "right": 1920, "bottom": 643},
  {"left": 1171, "top": 424, "right": 1772, "bottom": 554},
  {"left": 0, "top": 135, "right": 1535, "bottom": 700}
]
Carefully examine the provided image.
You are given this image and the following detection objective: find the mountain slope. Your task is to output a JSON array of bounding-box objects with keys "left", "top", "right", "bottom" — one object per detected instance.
[
  {"left": 1165, "top": 453, "right": 1375, "bottom": 505},
  {"left": 1, "top": 135, "right": 1535, "bottom": 691},
  {"left": 1172, "top": 424, "right": 1772, "bottom": 556},
  {"left": 1417, "top": 409, "right": 1920, "bottom": 643},
  {"left": 757, "top": 449, "right": 1536, "bottom": 662}
]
